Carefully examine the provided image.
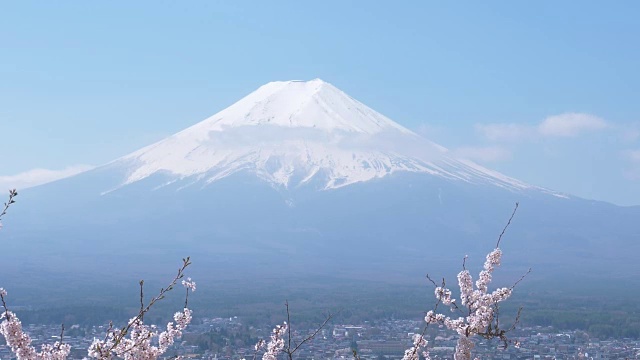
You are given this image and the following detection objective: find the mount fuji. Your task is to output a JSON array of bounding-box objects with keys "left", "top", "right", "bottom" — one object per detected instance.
[
  {"left": 3, "top": 79, "right": 640, "bottom": 300},
  {"left": 109, "top": 79, "right": 548, "bottom": 194}
]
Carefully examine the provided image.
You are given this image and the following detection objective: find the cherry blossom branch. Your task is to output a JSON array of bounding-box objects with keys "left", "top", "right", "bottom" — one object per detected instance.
[
  {"left": 252, "top": 339, "right": 265, "bottom": 360},
  {"left": 182, "top": 277, "right": 195, "bottom": 308},
  {"left": 0, "top": 289, "right": 10, "bottom": 320},
  {"left": 1, "top": 189, "right": 196, "bottom": 360},
  {"left": 256, "top": 322, "right": 287, "bottom": 360},
  {"left": 420, "top": 203, "right": 526, "bottom": 360},
  {"left": 0, "top": 189, "right": 17, "bottom": 218},
  {"left": 57, "top": 324, "right": 65, "bottom": 350},
  {"left": 0, "top": 189, "right": 17, "bottom": 320},
  {"left": 90, "top": 257, "right": 192, "bottom": 358},
  {"left": 256, "top": 302, "right": 332, "bottom": 360},
  {"left": 1, "top": 289, "right": 72, "bottom": 359},
  {"left": 0, "top": 189, "right": 18, "bottom": 230},
  {"left": 403, "top": 294, "right": 440, "bottom": 360}
]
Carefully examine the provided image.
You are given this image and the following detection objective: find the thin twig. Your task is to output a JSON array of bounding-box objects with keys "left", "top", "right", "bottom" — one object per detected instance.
[
  {"left": 285, "top": 301, "right": 292, "bottom": 360},
  {"left": 281, "top": 301, "right": 333, "bottom": 359},
  {"left": 496, "top": 202, "right": 519, "bottom": 248},
  {"left": 413, "top": 278, "right": 448, "bottom": 358},
  {"left": 185, "top": 286, "right": 190, "bottom": 309},
  {"left": 291, "top": 312, "right": 333, "bottom": 354},
  {"left": 510, "top": 268, "right": 532, "bottom": 291},
  {"left": 56, "top": 324, "right": 65, "bottom": 350},
  {"left": 0, "top": 189, "right": 18, "bottom": 219},
  {"left": 139, "top": 280, "right": 144, "bottom": 322},
  {"left": 425, "top": 274, "right": 438, "bottom": 287},
  {"left": 508, "top": 307, "right": 524, "bottom": 332},
  {"left": 0, "top": 292, "right": 10, "bottom": 320}
]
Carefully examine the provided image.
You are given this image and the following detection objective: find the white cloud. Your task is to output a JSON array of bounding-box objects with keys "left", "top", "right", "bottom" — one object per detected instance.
[
  {"left": 0, "top": 165, "right": 94, "bottom": 190},
  {"left": 624, "top": 149, "right": 640, "bottom": 163},
  {"left": 623, "top": 151, "right": 640, "bottom": 180},
  {"left": 414, "top": 123, "right": 442, "bottom": 138},
  {"left": 477, "top": 112, "right": 608, "bottom": 142},
  {"left": 619, "top": 124, "right": 640, "bottom": 143},
  {"left": 538, "top": 113, "right": 608, "bottom": 137},
  {"left": 451, "top": 146, "right": 512, "bottom": 163},
  {"left": 475, "top": 123, "right": 533, "bottom": 142}
]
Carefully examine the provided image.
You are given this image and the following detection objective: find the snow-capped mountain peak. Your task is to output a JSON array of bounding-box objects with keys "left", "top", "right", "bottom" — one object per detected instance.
[
  {"left": 111, "top": 79, "right": 547, "bottom": 193},
  {"left": 174, "top": 78, "right": 414, "bottom": 137}
]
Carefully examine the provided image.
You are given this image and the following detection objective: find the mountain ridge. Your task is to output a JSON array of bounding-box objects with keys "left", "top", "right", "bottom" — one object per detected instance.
[{"left": 94, "top": 79, "right": 561, "bottom": 196}]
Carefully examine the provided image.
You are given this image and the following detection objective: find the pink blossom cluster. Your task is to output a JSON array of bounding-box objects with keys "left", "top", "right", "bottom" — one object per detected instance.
[
  {"left": 401, "top": 333, "right": 429, "bottom": 360},
  {"left": 181, "top": 277, "right": 196, "bottom": 292},
  {"left": 1, "top": 281, "right": 194, "bottom": 360},
  {"left": 0, "top": 291, "right": 71, "bottom": 360},
  {"left": 87, "top": 308, "right": 192, "bottom": 360},
  {"left": 454, "top": 336, "right": 474, "bottom": 360},
  {"left": 256, "top": 322, "right": 287, "bottom": 360},
  {"left": 424, "top": 248, "right": 513, "bottom": 360}
]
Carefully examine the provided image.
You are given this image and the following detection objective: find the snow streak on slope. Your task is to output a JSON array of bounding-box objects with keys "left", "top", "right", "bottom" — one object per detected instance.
[{"left": 112, "top": 79, "right": 550, "bottom": 193}]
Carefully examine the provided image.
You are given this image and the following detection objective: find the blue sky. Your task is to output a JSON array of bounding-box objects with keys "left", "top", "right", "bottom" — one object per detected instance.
[{"left": 1, "top": 1, "right": 639, "bottom": 205}]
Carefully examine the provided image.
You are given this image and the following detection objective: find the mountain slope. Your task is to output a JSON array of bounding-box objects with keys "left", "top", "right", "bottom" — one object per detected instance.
[
  {"left": 110, "top": 79, "right": 551, "bottom": 194},
  {"left": 3, "top": 79, "right": 639, "bottom": 305}
]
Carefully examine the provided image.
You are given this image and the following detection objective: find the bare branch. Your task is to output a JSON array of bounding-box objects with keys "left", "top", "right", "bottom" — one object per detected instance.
[
  {"left": 425, "top": 274, "right": 438, "bottom": 287},
  {"left": 496, "top": 202, "right": 519, "bottom": 248},
  {"left": 286, "top": 301, "right": 292, "bottom": 360},
  {"left": 0, "top": 189, "right": 18, "bottom": 229},
  {"left": 0, "top": 291, "right": 10, "bottom": 320},
  {"left": 291, "top": 312, "right": 333, "bottom": 354},
  {"left": 0, "top": 189, "right": 18, "bottom": 220},
  {"left": 279, "top": 301, "right": 333, "bottom": 360},
  {"left": 139, "top": 280, "right": 145, "bottom": 322},
  {"left": 510, "top": 268, "right": 532, "bottom": 291},
  {"left": 504, "top": 306, "right": 524, "bottom": 333},
  {"left": 57, "top": 324, "right": 65, "bottom": 350}
]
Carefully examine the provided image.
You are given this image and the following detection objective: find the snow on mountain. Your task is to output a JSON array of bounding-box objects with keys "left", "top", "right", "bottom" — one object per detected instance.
[
  {"left": 110, "top": 79, "right": 553, "bottom": 193},
  {"left": 179, "top": 79, "right": 413, "bottom": 135},
  {"left": 10, "top": 79, "right": 640, "bottom": 293}
]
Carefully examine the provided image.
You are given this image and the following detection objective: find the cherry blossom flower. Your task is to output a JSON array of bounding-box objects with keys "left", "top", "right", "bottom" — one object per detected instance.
[
  {"left": 181, "top": 277, "right": 196, "bottom": 292},
  {"left": 424, "top": 247, "right": 518, "bottom": 360}
]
